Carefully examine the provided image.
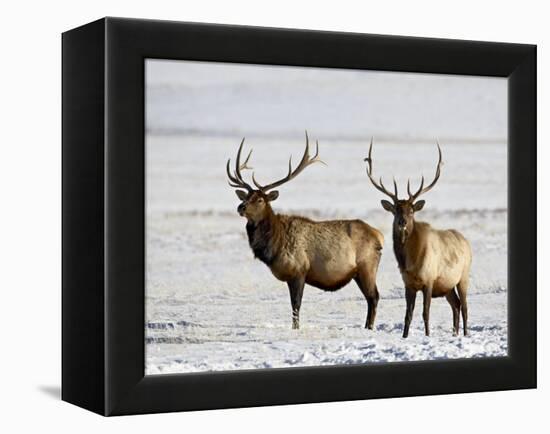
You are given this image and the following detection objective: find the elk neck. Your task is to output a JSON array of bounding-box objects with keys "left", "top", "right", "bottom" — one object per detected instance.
[{"left": 245, "top": 206, "right": 284, "bottom": 266}]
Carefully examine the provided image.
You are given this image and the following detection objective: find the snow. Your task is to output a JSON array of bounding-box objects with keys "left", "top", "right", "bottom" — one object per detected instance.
[
  {"left": 145, "top": 59, "right": 506, "bottom": 143},
  {"left": 145, "top": 136, "right": 507, "bottom": 375}
]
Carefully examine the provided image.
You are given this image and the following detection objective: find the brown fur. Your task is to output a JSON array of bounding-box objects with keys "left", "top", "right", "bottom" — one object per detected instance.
[
  {"left": 366, "top": 140, "right": 471, "bottom": 337},
  {"left": 238, "top": 190, "right": 383, "bottom": 329},
  {"left": 384, "top": 200, "right": 472, "bottom": 338}
]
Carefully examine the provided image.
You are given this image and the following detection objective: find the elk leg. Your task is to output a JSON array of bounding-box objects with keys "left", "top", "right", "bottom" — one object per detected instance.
[
  {"left": 354, "top": 273, "right": 379, "bottom": 330},
  {"left": 445, "top": 290, "right": 461, "bottom": 336},
  {"left": 366, "top": 286, "right": 380, "bottom": 330},
  {"left": 456, "top": 279, "right": 469, "bottom": 336},
  {"left": 422, "top": 287, "right": 432, "bottom": 336},
  {"left": 287, "top": 277, "right": 305, "bottom": 330},
  {"left": 403, "top": 288, "right": 416, "bottom": 338}
]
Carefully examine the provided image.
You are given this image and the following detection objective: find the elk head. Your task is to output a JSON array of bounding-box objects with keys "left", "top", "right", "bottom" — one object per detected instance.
[
  {"left": 364, "top": 138, "right": 443, "bottom": 243},
  {"left": 226, "top": 132, "right": 326, "bottom": 223}
]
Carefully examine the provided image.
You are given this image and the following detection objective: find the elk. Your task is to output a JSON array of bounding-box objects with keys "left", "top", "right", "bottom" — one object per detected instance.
[
  {"left": 227, "top": 133, "right": 384, "bottom": 330},
  {"left": 364, "top": 139, "right": 472, "bottom": 338}
]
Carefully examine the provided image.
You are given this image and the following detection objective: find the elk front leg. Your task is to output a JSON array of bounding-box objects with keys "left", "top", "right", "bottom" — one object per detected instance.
[
  {"left": 287, "top": 277, "right": 305, "bottom": 330},
  {"left": 422, "top": 287, "right": 433, "bottom": 336},
  {"left": 403, "top": 287, "right": 416, "bottom": 338}
]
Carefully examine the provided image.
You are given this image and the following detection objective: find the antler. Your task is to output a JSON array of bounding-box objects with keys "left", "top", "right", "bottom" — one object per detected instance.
[
  {"left": 407, "top": 141, "right": 443, "bottom": 201},
  {"left": 226, "top": 138, "right": 254, "bottom": 192},
  {"left": 364, "top": 137, "right": 399, "bottom": 202},
  {"left": 252, "top": 131, "right": 326, "bottom": 192}
]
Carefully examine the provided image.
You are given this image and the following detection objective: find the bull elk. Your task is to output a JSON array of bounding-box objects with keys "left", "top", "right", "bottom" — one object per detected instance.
[
  {"left": 227, "top": 132, "right": 384, "bottom": 329},
  {"left": 364, "top": 139, "right": 472, "bottom": 338}
]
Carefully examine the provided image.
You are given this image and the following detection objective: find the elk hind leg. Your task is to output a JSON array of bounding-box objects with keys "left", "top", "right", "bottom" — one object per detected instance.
[
  {"left": 287, "top": 277, "right": 305, "bottom": 330},
  {"left": 445, "top": 290, "right": 461, "bottom": 336},
  {"left": 456, "top": 278, "right": 469, "bottom": 336},
  {"left": 354, "top": 266, "right": 379, "bottom": 330}
]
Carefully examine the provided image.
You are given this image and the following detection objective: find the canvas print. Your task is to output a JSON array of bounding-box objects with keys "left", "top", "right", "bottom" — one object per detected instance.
[{"left": 145, "top": 60, "right": 507, "bottom": 375}]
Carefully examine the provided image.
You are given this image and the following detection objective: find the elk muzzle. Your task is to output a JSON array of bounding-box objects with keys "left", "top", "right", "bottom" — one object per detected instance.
[
  {"left": 396, "top": 218, "right": 408, "bottom": 243},
  {"left": 398, "top": 226, "right": 408, "bottom": 243},
  {"left": 237, "top": 202, "right": 247, "bottom": 216}
]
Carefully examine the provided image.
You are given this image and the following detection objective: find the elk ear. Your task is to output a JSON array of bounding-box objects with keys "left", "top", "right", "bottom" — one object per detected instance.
[
  {"left": 235, "top": 190, "right": 248, "bottom": 201},
  {"left": 381, "top": 200, "right": 395, "bottom": 213},
  {"left": 266, "top": 190, "right": 279, "bottom": 202},
  {"left": 413, "top": 200, "right": 425, "bottom": 212}
]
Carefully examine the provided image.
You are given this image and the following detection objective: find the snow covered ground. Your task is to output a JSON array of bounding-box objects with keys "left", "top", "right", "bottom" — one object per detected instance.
[{"left": 145, "top": 135, "right": 507, "bottom": 375}]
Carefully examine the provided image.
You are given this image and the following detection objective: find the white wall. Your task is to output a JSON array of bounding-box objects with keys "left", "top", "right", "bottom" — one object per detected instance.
[{"left": 0, "top": 1, "right": 545, "bottom": 432}]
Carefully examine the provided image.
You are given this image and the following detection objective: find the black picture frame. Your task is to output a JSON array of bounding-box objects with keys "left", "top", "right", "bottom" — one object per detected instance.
[{"left": 62, "top": 17, "right": 536, "bottom": 416}]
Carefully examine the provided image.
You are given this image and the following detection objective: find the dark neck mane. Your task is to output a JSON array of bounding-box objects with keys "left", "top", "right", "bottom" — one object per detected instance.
[{"left": 246, "top": 209, "right": 284, "bottom": 266}]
